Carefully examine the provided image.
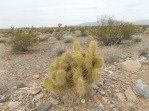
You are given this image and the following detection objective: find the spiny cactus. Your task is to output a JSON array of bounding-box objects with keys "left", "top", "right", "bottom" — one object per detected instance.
[{"left": 44, "top": 40, "right": 104, "bottom": 96}]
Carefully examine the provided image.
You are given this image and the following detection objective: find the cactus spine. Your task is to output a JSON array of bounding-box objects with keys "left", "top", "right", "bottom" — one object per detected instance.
[{"left": 44, "top": 41, "right": 104, "bottom": 96}]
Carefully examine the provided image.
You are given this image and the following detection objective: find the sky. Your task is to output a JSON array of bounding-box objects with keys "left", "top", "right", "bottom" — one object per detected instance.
[{"left": 0, "top": 0, "right": 149, "bottom": 28}]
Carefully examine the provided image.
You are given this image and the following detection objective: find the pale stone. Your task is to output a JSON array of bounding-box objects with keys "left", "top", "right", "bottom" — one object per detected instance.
[
  {"left": 120, "top": 60, "right": 141, "bottom": 71},
  {"left": 115, "top": 93, "right": 126, "bottom": 101},
  {"left": 125, "top": 89, "right": 137, "bottom": 101}
]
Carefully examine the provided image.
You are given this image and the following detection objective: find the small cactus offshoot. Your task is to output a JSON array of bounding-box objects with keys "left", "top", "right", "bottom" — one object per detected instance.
[{"left": 44, "top": 40, "right": 104, "bottom": 96}]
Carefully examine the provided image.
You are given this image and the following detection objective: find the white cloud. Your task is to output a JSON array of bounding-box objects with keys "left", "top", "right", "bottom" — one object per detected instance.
[{"left": 0, "top": 0, "right": 149, "bottom": 28}]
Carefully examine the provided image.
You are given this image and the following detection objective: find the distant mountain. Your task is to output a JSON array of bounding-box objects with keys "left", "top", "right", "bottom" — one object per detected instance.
[
  {"left": 77, "top": 20, "right": 149, "bottom": 26},
  {"left": 77, "top": 22, "right": 98, "bottom": 26},
  {"left": 132, "top": 20, "right": 149, "bottom": 25}
]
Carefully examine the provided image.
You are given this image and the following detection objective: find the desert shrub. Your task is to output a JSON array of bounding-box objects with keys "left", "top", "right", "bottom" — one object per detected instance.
[
  {"left": 136, "top": 40, "right": 149, "bottom": 56},
  {"left": 6, "top": 30, "right": 38, "bottom": 52},
  {"left": 80, "top": 28, "right": 87, "bottom": 36},
  {"left": 121, "top": 23, "right": 136, "bottom": 40},
  {"left": 39, "top": 36, "right": 49, "bottom": 42},
  {"left": 55, "top": 32, "right": 63, "bottom": 40},
  {"left": 100, "top": 46, "right": 123, "bottom": 64},
  {"left": 48, "top": 29, "right": 54, "bottom": 34},
  {"left": 142, "top": 25, "right": 149, "bottom": 32},
  {"left": 93, "top": 15, "right": 136, "bottom": 46},
  {"left": 55, "top": 44, "right": 66, "bottom": 56},
  {"left": 70, "top": 27, "right": 75, "bottom": 33},
  {"left": 64, "top": 36, "right": 73, "bottom": 43},
  {"left": 44, "top": 41, "right": 104, "bottom": 97},
  {"left": 132, "top": 36, "right": 142, "bottom": 43},
  {"left": 0, "top": 38, "right": 7, "bottom": 43}
]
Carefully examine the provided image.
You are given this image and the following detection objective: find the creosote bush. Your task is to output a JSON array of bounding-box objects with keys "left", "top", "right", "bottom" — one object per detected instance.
[
  {"left": 6, "top": 30, "right": 38, "bottom": 52},
  {"left": 44, "top": 41, "right": 104, "bottom": 97},
  {"left": 93, "top": 15, "right": 137, "bottom": 46},
  {"left": 80, "top": 28, "right": 87, "bottom": 36}
]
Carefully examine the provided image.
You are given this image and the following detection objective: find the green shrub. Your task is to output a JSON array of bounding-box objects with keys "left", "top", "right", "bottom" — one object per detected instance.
[
  {"left": 121, "top": 23, "right": 136, "bottom": 40},
  {"left": 55, "top": 32, "right": 63, "bottom": 40},
  {"left": 6, "top": 30, "right": 39, "bottom": 52},
  {"left": 44, "top": 41, "right": 104, "bottom": 96},
  {"left": 93, "top": 15, "right": 136, "bottom": 46},
  {"left": 80, "top": 28, "right": 87, "bottom": 36}
]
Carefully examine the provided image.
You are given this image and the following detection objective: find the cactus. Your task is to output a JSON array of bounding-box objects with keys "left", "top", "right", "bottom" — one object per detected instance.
[
  {"left": 76, "top": 77, "right": 85, "bottom": 96},
  {"left": 89, "top": 40, "right": 97, "bottom": 55},
  {"left": 73, "top": 41, "right": 81, "bottom": 52},
  {"left": 44, "top": 40, "right": 104, "bottom": 96}
]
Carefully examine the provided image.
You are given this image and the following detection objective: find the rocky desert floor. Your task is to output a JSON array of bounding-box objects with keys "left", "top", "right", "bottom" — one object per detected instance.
[{"left": 0, "top": 31, "right": 149, "bottom": 111}]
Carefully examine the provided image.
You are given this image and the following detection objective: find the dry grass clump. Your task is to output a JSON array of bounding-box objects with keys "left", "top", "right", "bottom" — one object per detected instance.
[
  {"left": 132, "top": 35, "right": 142, "bottom": 43},
  {"left": 0, "top": 38, "right": 7, "bottom": 43},
  {"left": 39, "top": 36, "right": 49, "bottom": 42},
  {"left": 100, "top": 46, "right": 124, "bottom": 64},
  {"left": 55, "top": 44, "right": 66, "bottom": 56},
  {"left": 136, "top": 40, "right": 149, "bottom": 56},
  {"left": 64, "top": 36, "right": 73, "bottom": 43}
]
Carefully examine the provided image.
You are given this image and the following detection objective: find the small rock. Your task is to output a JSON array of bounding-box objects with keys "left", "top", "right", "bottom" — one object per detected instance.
[
  {"left": 114, "top": 90, "right": 119, "bottom": 93},
  {"left": 35, "top": 94, "right": 44, "bottom": 100},
  {"left": 87, "top": 101, "right": 93, "bottom": 109},
  {"left": 81, "top": 99, "right": 86, "bottom": 104},
  {"left": 115, "top": 93, "right": 126, "bottom": 101},
  {"left": 113, "top": 108, "right": 118, "bottom": 111},
  {"left": 28, "top": 86, "right": 41, "bottom": 95},
  {"left": 49, "top": 97, "right": 59, "bottom": 105},
  {"left": 97, "top": 80, "right": 104, "bottom": 86},
  {"left": 37, "top": 103, "right": 52, "bottom": 111},
  {"left": 14, "top": 82, "right": 26, "bottom": 88},
  {"left": 92, "top": 85, "right": 99, "bottom": 90},
  {"left": 98, "top": 103, "right": 104, "bottom": 110},
  {"left": 0, "top": 84, "right": 9, "bottom": 94},
  {"left": 110, "top": 104, "right": 115, "bottom": 108},
  {"left": 33, "top": 75, "right": 40, "bottom": 79},
  {"left": 133, "top": 80, "right": 149, "bottom": 98},
  {"left": 125, "top": 89, "right": 137, "bottom": 101},
  {"left": 0, "top": 95, "right": 10, "bottom": 103},
  {"left": 120, "top": 60, "right": 141, "bottom": 71},
  {"left": 136, "top": 79, "right": 143, "bottom": 84},
  {"left": 0, "top": 103, "right": 4, "bottom": 106},
  {"left": 102, "top": 97, "right": 108, "bottom": 104},
  {"left": 108, "top": 71, "right": 113, "bottom": 74},
  {"left": 8, "top": 101, "right": 21, "bottom": 109},
  {"left": 100, "top": 91, "right": 106, "bottom": 95}
]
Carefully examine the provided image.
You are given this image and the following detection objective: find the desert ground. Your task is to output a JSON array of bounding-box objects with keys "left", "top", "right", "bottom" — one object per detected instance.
[{"left": 0, "top": 28, "right": 149, "bottom": 111}]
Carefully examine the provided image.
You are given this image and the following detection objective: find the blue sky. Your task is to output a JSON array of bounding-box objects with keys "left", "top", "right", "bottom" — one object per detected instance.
[{"left": 0, "top": 0, "right": 149, "bottom": 28}]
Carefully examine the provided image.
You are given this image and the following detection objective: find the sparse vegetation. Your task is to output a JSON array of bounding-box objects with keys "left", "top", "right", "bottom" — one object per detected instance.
[
  {"left": 136, "top": 40, "right": 149, "bottom": 56},
  {"left": 55, "top": 32, "right": 63, "bottom": 40},
  {"left": 55, "top": 44, "right": 66, "bottom": 56},
  {"left": 44, "top": 41, "right": 104, "bottom": 97},
  {"left": 100, "top": 46, "right": 124, "bottom": 64},
  {"left": 6, "top": 30, "right": 39, "bottom": 52},
  {"left": 92, "top": 15, "right": 137, "bottom": 46},
  {"left": 80, "top": 27, "right": 87, "bottom": 36},
  {"left": 132, "top": 36, "right": 142, "bottom": 42},
  {"left": 64, "top": 36, "right": 73, "bottom": 43}
]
